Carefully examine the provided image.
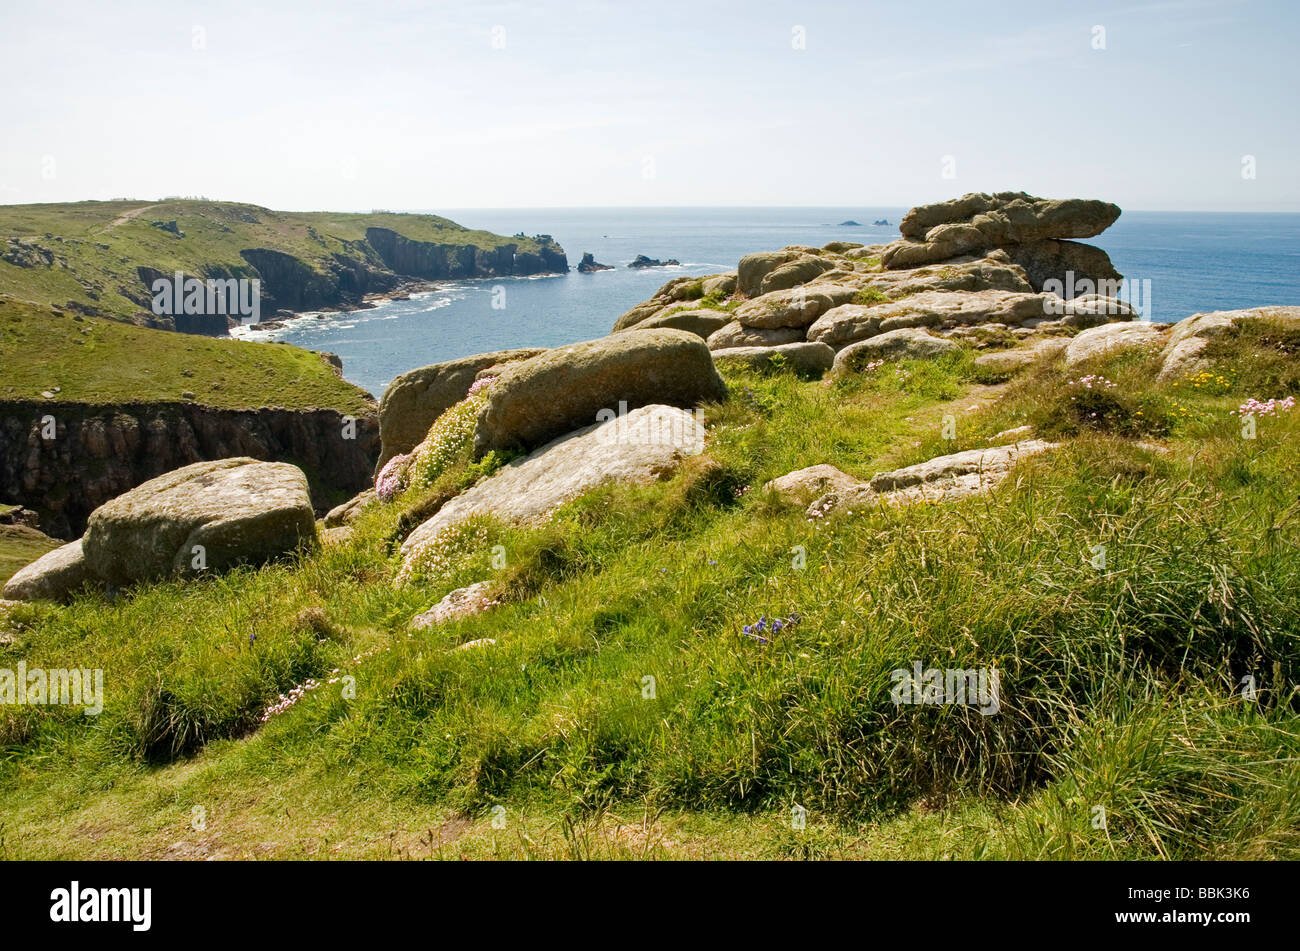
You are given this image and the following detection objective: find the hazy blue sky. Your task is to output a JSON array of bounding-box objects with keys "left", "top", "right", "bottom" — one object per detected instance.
[{"left": 2, "top": 0, "right": 1297, "bottom": 210}]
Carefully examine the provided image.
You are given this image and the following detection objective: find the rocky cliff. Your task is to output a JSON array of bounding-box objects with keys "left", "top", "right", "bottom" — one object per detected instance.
[
  {"left": 0, "top": 400, "right": 379, "bottom": 538},
  {"left": 364, "top": 228, "right": 568, "bottom": 279}
]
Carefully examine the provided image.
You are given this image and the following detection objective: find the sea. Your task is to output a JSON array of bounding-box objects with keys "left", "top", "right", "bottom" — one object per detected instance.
[{"left": 231, "top": 208, "right": 1300, "bottom": 399}]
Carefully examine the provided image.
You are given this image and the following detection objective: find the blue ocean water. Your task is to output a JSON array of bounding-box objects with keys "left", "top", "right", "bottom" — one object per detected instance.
[{"left": 235, "top": 208, "right": 1300, "bottom": 398}]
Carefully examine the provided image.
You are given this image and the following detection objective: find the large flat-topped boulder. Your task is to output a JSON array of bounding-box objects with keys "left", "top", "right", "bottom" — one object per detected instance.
[
  {"left": 2, "top": 540, "right": 94, "bottom": 602},
  {"left": 403, "top": 404, "right": 706, "bottom": 564},
  {"left": 883, "top": 192, "right": 1121, "bottom": 269},
  {"left": 81, "top": 458, "right": 316, "bottom": 585},
  {"left": 473, "top": 329, "right": 727, "bottom": 455},
  {"left": 377, "top": 348, "right": 546, "bottom": 468}
]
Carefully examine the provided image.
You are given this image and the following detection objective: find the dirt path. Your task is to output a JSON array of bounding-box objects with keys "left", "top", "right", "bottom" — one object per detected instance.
[{"left": 100, "top": 203, "right": 159, "bottom": 232}]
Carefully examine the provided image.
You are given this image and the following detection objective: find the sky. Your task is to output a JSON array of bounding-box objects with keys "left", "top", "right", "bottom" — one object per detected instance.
[{"left": 2, "top": 0, "right": 1298, "bottom": 211}]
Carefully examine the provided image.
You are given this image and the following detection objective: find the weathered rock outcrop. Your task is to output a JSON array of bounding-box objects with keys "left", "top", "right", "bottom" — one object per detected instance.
[
  {"left": 711, "top": 342, "right": 835, "bottom": 376},
  {"left": 1156, "top": 306, "right": 1300, "bottom": 382},
  {"left": 607, "top": 193, "right": 1133, "bottom": 382},
  {"left": 809, "top": 290, "right": 1053, "bottom": 350},
  {"left": 473, "top": 330, "right": 727, "bottom": 456},
  {"left": 833, "top": 329, "right": 960, "bottom": 373},
  {"left": 624, "top": 309, "right": 733, "bottom": 339},
  {"left": 707, "top": 321, "right": 805, "bottom": 350},
  {"left": 0, "top": 400, "right": 379, "bottom": 538},
  {"left": 411, "top": 581, "right": 500, "bottom": 629},
  {"left": 81, "top": 458, "right": 316, "bottom": 586},
  {"left": 1064, "top": 321, "right": 1168, "bottom": 369},
  {"left": 882, "top": 192, "right": 1121, "bottom": 273},
  {"left": 377, "top": 348, "right": 547, "bottom": 469},
  {"left": 734, "top": 284, "right": 861, "bottom": 330},
  {"left": 403, "top": 404, "right": 706, "bottom": 563},
  {"left": 737, "top": 251, "right": 836, "bottom": 298},
  {"left": 804, "top": 440, "right": 1058, "bottom": 516},
  {"left": 611, "top": 272, "right": 736, "bottom": 331},
  {"left": 764, "top": 464, "right": 861, "bottom": 503}
]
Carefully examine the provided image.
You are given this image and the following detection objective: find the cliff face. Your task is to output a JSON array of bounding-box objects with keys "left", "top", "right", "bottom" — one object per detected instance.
[
  {"left": 363, "top": 228, "right": 569, "bottom": 279},
  {"left": 239, "top": 247, "right": 400, "bottom": 313},
  {"left": 0, "top": 401, "right": 379, "bottom": 538}
]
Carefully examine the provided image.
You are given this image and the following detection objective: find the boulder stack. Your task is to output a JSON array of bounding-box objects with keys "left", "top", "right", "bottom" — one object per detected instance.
[{"left": 610, "top": 192, "right": 1136, "bottom": 379}]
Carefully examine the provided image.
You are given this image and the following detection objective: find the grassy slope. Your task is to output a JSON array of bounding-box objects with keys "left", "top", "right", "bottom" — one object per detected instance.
[
  {"left": 1, "top": 325, "right": 1298, "bottom": 860},
  {"left": 0, "top": 525, "right": 60, "bottom": 587},
  {"left": 0, "top": 298, "right": 374, "bottom": 411},
  {"left": 0, "top": 199, "right": 547, "bottom": 322}
]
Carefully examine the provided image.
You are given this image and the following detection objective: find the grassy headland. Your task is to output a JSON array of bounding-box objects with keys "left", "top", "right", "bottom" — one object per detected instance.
[{"left": 0, "top": 199, "right": 562, "bottom": 324}]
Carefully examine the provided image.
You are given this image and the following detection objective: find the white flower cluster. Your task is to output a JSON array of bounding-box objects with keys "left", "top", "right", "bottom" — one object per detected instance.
[
  {"left": 396, "top": 519, "right": 492, "bottom": 587},
  {"left": 406, "top": 389, "right": 491, "bottom": 492}
]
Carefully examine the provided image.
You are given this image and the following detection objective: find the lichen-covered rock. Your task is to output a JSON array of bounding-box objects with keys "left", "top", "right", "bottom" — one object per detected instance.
[
  {"left": 626, "top": 308, "right": 733, "bottom": 339},
  {"left": 325, "top": 488, "right": 376, "bottom": 527},
  {"left": 610, "top": 272, "right": 737, "bottom": 331},
  {"left": 411, "top": 581, "right": 500, "bottom": 629},
  {"left": 972, "top": 338, "right": 1067, "bottom": 373},
  {"left": 756, "top": 254, "right": 838, "bottom": 295},
  {"left": 1063, "top": 321, "right": 1168, "bottom": 369},
  {"left": 734, "top": 284, "right": 861, "bottom": 329},
  {"left": 810, "top": 290, "right": 1052, "bottom": 350},
  {"left": 1003, "top": 239, "right": 1123, "bottom": 295},
  {"left": 1049, "top": 294, "right": 1140, "bottom": 328},
  {"left": 710, "top": 342, "right": 835, "bottom": 376},
  {"left": 737, "top": 250, "right": 837, "bottom": 297},
  {"left": 807, "top": 440, "right": 1057, "bottom": 515},
  {"left": 1156, "top": 306, "right": 1300, "bottom": 382},
  {"left": 1, "top": 540, "right": 95, "bottom": 602},
  {"left": 765, "top": 464, "right": 862, "bottom": 503},
  {"left": 404, "top": 405, "right": 706, "bottom": 564},
  {"left": 883, "top": 192, "right": 1121, "bottom": 269},
  {"left": 377, "top": 348, "right": 545, "bottom": 468},
  {"left": 706, "top": 321, "right": 805, "bottom": 350},
  {"left": 832, "top": 328, "right": 961, "bottom": 373},
  {"left": 805, "top": 303, "right": 884, "bottom": 350},
  {"left": 81, "top": 458, "right": 317, "bottom": 585},
  {"left": 473, "top": 329, "right": 727, "bottom": 455}
]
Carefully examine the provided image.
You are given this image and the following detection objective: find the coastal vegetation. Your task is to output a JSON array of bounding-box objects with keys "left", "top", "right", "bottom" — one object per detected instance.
[{"left": 2, "top": 328, "right": 1297, "bottom": 859}]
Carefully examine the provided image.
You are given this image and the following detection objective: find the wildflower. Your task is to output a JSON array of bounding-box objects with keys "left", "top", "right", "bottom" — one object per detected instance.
[
  {"left": 375, "top": 452, "right": 412, "bottom": 501},
  {"left": 405, "top": 381, "right": 497, "bottom": 492},
  {"left": 1234, "top": 396, "right": 1295, "bottom": 418}
]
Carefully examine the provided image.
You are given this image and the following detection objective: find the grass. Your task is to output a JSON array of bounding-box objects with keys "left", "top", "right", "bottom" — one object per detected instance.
[
  {"left": 1, "top": 323, "right": 1298, "bottom": 859},
  {"left": 0, "top": 297, "right": 375, "bottom": 411},
  {"left": 0, "top": 525, "right": 60, "bottom": 586},
  {"left": 0, "top": 199, "right": 554, "bottom": 323}
]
